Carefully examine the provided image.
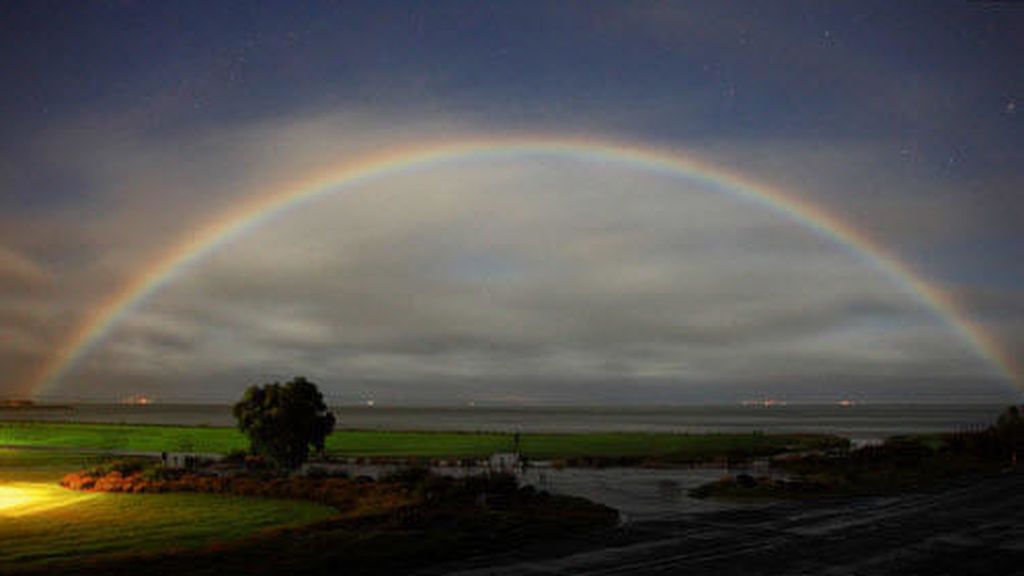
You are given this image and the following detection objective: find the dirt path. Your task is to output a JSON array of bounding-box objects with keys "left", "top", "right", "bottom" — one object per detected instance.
[{"left": 424, "top": 471, "right": 1024, "bottom": 576}]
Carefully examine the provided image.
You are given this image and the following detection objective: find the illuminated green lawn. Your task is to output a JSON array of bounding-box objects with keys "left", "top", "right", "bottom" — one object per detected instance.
[
  {"left": 0, "top": 423, "right": 247, "bottom": 454},
  {"left": 0, "top": 449, "right": 335, "bottom": 571},
  {"left": 0, "top": 421, "right": 843, "bottom": 460},
  {"left": 328, "top": 429, "right": 843, "bottom": 460}
]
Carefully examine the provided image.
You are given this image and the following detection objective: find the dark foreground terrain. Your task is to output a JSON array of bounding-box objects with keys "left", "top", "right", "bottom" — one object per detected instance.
[{"left": 424, "top": 470, "right": 1024, "bottom": 576}]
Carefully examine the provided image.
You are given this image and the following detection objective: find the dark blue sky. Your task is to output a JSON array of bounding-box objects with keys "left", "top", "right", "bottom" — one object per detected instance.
[
  {"left": 1, "top": 1, "right": 1021, "bottom": 402},
  {"left": 3, "top": 2, "right": 1019, "bottom": 141}
]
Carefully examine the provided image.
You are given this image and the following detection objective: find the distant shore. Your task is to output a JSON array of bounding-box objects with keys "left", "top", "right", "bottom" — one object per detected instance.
[{"left": 0, "top": 400, "right": 72, "bottom": 410}]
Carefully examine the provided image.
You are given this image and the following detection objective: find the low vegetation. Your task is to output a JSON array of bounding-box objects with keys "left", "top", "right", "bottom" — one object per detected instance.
[
  {"left": 60, "top": 460, "right": 413, "bottom": 516},
  {"left": 692, "top": 405, "right": 1024, "bottom": 500}
]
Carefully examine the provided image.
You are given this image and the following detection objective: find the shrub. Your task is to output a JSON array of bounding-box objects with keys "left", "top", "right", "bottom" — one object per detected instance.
[
  {"left": 382, "top": 466, "right": 431, "bottom": 486},
  {"left": 736, "top": 473, "right": 757, "bottom": 488},
  {"left": 223, "top": 449, "right": 248, "bottom": 464},
  {"left": 141, "top": 466, "right": 183, "bottom": 482}
]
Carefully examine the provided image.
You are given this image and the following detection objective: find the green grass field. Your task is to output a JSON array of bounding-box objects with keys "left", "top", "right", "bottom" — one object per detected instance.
[
  {"left": 0, "top": 421, "right": 845, "bottom": 461},
  {"left": 0, "top": 449, "right": 335, "bottom": 572}
]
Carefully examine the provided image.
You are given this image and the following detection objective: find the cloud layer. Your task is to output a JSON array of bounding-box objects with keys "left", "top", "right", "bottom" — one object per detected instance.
[{"left": 24, "top": 135, "right": 999, "bottom": 404}]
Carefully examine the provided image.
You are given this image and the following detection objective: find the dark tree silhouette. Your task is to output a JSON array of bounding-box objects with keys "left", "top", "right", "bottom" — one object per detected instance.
[
  {"left": 232, "top": 376, "right": 336, "bottom": 469},
  {"left": 996, "top": 405, "right": 1023, "bottom": 432},
  {"left": 995, "top": 405, "right": 1024, "bottom": 463}
]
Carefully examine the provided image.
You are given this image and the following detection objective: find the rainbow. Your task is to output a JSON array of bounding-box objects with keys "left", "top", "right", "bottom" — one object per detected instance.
[{"left": 32, "top": 136, "right": 1020, "bottom": 397}]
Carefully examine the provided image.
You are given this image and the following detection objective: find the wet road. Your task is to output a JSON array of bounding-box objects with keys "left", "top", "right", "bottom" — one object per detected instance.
[{"left": 424, "top": 471, "right": 1024, "bottom": 576}]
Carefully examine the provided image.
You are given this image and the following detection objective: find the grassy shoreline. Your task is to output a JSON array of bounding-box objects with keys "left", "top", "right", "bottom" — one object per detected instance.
[
  {"left": 0, "top": 421, "right": 847, "bottom": 463},
  {"left": 691, "top": 422, "right": 1023, "bottom": 501}
]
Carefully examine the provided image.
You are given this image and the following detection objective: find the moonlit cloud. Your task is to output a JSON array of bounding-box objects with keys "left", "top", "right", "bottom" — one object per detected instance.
[
  {"left": 1, "top": 2, "right": 1020, "bottom": 403},
  {"left": 37, "top": 133, "right": 997, "bottom": 402}
]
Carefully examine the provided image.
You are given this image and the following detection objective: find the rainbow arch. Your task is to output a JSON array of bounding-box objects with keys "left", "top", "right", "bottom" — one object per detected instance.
[{"left": 32, "top": 136, "right": 1020, "bottom": 397}]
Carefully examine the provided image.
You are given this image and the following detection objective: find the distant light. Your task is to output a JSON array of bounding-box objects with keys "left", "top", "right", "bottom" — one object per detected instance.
[
  {"left": 119, "top": 394, "right": 153, "bottom": 406},
  {"left": 741, "top": 399, "right": 787, "bottom": 407},
  {"left": 365, "top": 400, "right": 375, "bottom": 407},
  {"left": 837, "top": 399, "right": 857, "bottom": 407}
]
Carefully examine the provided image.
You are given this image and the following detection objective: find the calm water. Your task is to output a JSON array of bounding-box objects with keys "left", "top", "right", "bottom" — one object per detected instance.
[{"left": 0, "top": 403, "right": 1006, "bottom": 442}]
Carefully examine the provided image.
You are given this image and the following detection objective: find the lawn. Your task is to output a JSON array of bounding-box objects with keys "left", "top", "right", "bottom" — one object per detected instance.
[
  {"left": 0, "top": 421, "right": 845, "bottom": 461},
  {"left": 0, "top": 423, "right": 247, "bottom": 454},
  {"left": 0, "top": 449, "right": 336, "bottom": 572},
  {"left": 328, "top": 430, "right": 844, "bottom": 461}
]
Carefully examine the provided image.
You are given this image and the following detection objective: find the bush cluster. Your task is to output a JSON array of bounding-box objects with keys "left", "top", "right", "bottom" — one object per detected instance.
[
  {"left": 61, "top": 468, "right": 412, "bottom": 513},
  {"left": 942, "top": 404, "right": 1024, "bottom": 461}
]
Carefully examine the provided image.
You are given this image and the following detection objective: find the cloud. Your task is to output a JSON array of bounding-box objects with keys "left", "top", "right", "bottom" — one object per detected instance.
[
  {"left": 51, "top": 150, "right": 998, "bottom": 402},
  {"left": 0, "top": 246, "right": 51, "bottom": 289},
  {"left": 0, "top": 106, "right": 1014, "bottom": 402}
]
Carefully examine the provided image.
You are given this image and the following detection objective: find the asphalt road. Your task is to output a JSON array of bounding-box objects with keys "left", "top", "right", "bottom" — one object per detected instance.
[{"left": 424, "top": 470, "right": 1024, "bottom": 576}]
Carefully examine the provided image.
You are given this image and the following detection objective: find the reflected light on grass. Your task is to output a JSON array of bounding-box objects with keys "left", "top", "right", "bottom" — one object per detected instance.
[
  {"left": 0, "top": 485, "right": 33, "bottom": 512},
  {"left": 0, "top": 483, "right": 98, "bottom": 517}
]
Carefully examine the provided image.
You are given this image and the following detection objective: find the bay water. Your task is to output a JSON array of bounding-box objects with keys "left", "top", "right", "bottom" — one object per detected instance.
[{"left": 0, "top": 403, "right": 1005, "bottom": 443}]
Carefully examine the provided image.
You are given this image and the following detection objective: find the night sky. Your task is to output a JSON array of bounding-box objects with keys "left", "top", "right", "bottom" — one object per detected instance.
[{"left": 1, "top": 1, "right": 1021, "bottom": 404}]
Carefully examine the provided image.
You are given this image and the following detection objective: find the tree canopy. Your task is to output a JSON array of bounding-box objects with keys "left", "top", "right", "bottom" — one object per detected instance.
[{"left": 232, "top": 376, "right": 336, "bottom": 469}]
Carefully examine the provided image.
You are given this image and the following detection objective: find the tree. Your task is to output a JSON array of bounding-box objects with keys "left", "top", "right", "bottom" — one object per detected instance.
[
  {"left": 996, "top": 405, "right": 1023, "bottom": 432},
  {"left": 232, "top": 376, "right": 336, "bottom": 469},
  {"left": 995, "top": 405, "right": 1024, "bottom": 463}
]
